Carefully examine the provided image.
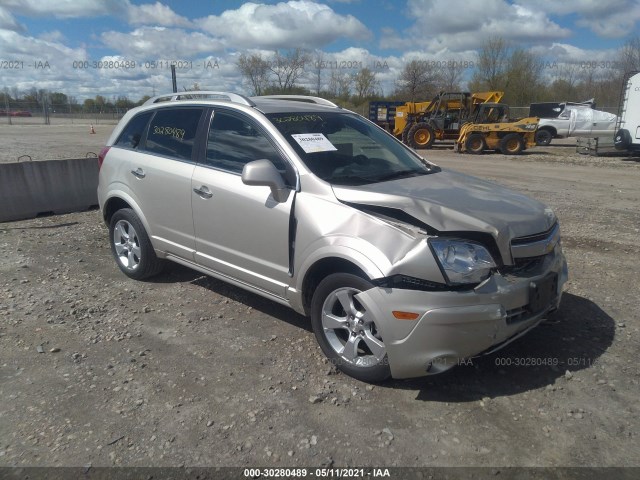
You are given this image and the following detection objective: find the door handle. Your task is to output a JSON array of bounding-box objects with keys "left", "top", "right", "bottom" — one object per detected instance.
[
  {"left": 131, "top": 168, "right": 146, "bottom": 179},
  {"left": 193, "top": 186, "right": 213, "bottom": 199}
]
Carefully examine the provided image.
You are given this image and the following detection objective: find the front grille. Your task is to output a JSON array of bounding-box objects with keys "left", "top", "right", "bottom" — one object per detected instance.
[
  {"left": 373, "top": 275, "right": 455, "bottom": 292},
  {"left": 511, "top": 223, "right": 558, "bottom": 245},
  {"left": 510, "top": 223, "right": 560, "bottom": 260},
  {"left": 500, "top": 254, "right": 547, "bottom": 276}
]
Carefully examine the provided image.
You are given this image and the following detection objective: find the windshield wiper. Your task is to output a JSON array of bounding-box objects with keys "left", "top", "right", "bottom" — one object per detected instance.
[
  {"left": 375, "top": 170, "right": 429, "bottom": 183},
  {"left": 330, "top": 175, "right": 378, "bottom": 186}
]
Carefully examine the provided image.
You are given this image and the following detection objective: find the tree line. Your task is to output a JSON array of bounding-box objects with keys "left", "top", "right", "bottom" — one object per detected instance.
[
  {"left": 2, "top": 36, "right": 639, "bottom": 116},
  {"left": 237, "top": 36, "right": 640, "bottom": 111},
  {"left": 0, "top": 88, "right": 148, "bottom": 114}
]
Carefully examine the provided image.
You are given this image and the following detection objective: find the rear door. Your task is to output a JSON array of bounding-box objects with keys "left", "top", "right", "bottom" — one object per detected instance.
[
  {"left": 116, "top": 107, "right": 205, "bottom": 259},
  {"left": 191, "top": 109, "right": 296, "bottom": 298},
  {"left": 590, "top": 110, "right": 617, "bottom": 137}
]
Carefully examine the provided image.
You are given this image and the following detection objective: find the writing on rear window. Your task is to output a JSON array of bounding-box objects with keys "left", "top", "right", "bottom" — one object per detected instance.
[{"left": 153, "top": 125, "right": 185, "bottom": 140}]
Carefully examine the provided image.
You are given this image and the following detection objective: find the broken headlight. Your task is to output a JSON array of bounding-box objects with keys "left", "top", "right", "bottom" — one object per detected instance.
[{"left": 429, "top": 238, "right": 496, "bottom": 285}]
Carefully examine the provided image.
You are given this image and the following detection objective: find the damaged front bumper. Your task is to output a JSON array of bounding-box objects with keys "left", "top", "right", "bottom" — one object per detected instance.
[{"left": 354, "top": 245, "right": 569, "bottom": 379}]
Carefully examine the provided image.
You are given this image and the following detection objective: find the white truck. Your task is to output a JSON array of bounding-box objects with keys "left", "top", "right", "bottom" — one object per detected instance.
[
  {"left": 535, "top": 102, "right": 618, "bottom": 146},
  {"left": 614, "top": 71, "right": 640, "bottom": 153}
]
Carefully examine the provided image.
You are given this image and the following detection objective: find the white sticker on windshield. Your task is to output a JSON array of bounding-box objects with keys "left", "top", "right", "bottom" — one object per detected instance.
[{"left": 291, "top": 133, "right": 337, "bottom": 154}]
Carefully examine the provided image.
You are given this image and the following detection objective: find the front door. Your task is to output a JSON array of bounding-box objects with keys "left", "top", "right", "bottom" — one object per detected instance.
[{"left": 191, "top": 109, "right": 296, "bottom": 298}]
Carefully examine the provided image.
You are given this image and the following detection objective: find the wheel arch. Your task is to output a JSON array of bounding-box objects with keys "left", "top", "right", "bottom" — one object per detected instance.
[
  {"left": 538, "top": 125, "right": 557, "bottom": 137},
  {"left": 103, "top": 196, "right": 132, "bottom": 225},
  {"left": 298, "top": 253, "right": 383, "bottom": 316},
  {"left": 102, "top": 192, "right": 153, "bottom": 241}
]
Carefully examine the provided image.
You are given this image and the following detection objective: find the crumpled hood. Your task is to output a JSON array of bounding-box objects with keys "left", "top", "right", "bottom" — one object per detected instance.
[{"left": 332, "top": 168, "right": 556, "bottom": 260}]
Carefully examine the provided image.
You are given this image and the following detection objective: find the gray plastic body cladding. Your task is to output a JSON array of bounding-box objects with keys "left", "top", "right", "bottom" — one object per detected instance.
[{"left": 353, "top": 244, "right": 568, "bottom": 379}]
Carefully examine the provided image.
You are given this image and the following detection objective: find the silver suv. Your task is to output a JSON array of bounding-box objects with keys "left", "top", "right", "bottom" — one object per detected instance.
[{"left": 98, "top": 92, "right": 568, "bottom": 382}]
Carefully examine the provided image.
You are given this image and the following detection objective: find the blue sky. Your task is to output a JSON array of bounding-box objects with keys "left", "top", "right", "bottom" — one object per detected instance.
[{"left": 1, "top": 0, "right": 639, "bottom": 101}]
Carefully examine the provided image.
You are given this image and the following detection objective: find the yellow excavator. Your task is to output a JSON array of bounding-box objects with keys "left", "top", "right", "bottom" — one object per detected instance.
[{"left": 394, "top": 91, "right": 504, "bottom": 148}]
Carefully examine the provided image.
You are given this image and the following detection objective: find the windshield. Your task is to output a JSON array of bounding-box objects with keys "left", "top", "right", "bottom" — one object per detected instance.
[{"left": 266, "top": 111, "right": 438, "bottom": 186}]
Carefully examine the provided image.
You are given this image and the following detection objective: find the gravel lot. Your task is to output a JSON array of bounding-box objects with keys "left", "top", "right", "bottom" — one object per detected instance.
[
  {"left": 0, "top": 124, "right": 112, "bottom": 163},
  {"left": 1, "top": 127, "right": 639, "bottom": 472}
]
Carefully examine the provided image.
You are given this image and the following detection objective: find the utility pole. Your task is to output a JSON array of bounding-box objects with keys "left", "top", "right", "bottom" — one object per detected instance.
[
  {"left": 171, "top": 65, "right": 177, "bottom": 93},
  {"left": 4, "top": 87, "right": 11, "bottom": 125}
]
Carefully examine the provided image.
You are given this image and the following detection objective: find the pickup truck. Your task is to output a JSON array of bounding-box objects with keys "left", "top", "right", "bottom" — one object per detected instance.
[{"left": 535, "top": 104, "right": 617, "bottom": 146}]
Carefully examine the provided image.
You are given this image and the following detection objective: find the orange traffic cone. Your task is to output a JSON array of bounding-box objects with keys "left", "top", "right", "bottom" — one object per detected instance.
[{"left": 90, "top": 125, "right": 96, "bottom": 134}]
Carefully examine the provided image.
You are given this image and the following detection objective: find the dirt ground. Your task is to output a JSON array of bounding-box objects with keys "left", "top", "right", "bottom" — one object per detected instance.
[
  {"left": 1, "top": 127, "right": 639, "bottom": 473},
  {"left": 0, "top": 123, "right": 113, "bottom": 163}
]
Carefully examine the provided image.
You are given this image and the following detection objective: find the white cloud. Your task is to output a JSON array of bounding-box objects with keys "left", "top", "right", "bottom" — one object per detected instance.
[
  {"left": 530, "top": 43, "right": 618, "bottom": 63},
  {"left": 127, "top": 2, "right": 192, "bottom": 27},
  {"left": 0, "top": 6, "right": 25, "bottom": 31},
  {"left": 101, "top": 27, "right": 225, "bottom": 60},
  {"left": 0, "top": 0, "right": 190, "bottom": 28},
  {"left": 196, "top": 1, "right": 371, "bottom": 49},
  {"left": 0, "top": 0, "right": 128, "bottom": 18},
  {"left": 0, "top": 29, "right": 90, "bottom": 94},
  {"left": 384, "top": 0, "right": 571, "bottom": 52},
  {"left": 38, "top": 30, "right": 66, "bottom": 43},
  {"left": 0, "top": 29, "right": 85, "bottom": 58},
  {"left": 575, "top": 10, "right": 640, "bottom": 38},
  {"left": 521, "top": 0, "right": 640, "bottom": 38}
]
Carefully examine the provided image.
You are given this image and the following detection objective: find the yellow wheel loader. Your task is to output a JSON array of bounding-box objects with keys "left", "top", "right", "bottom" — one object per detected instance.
[
  {"left": 394, "top": 91, "right": 504, "bottom": 149},
  {"left": 456, "top": 103, "right": 538, "bottom": 155}
]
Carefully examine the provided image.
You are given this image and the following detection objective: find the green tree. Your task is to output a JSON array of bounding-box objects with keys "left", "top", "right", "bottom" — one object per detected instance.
[
  {"left": 503, "top": 48, "right": 544, "bottom": 105},
  {"left": 83, "top": 98, "right": 96, "bottom": 112}
]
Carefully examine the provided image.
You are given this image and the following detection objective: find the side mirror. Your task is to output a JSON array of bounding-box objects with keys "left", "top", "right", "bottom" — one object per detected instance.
[{"left": 241, "top": 159, "right": 289, "bottom": 203}]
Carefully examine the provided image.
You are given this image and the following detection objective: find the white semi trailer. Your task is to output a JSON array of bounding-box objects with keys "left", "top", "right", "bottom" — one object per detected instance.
[{"left": 614, "top": 71, "right": 640, "bottom": 153}]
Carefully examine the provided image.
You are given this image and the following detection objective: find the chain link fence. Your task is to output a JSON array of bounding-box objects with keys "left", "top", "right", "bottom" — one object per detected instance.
[
  {"left": 0, "top": 101, "right": 621, "bottom": 126},
  {"left": 0, "top": 100, "right": 125, "bottom": 125}
]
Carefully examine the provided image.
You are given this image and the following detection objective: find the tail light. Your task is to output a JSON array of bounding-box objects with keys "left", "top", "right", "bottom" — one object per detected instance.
[{"left": 98, "top": 146, "right": 111, "bottom": 170}]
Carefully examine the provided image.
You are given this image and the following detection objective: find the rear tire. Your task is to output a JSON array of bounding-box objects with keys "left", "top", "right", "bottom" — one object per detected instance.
[
  {"left": 109, "top": 208, "right": 164, "bottom": 280},
  {"left": 401, "top": 123, "right": 412, "bottom": 145},
  {"left": 465, "top": 133, "right": 486, "bottom": 154},
  {"left": 535, "top": 129, "right": 553, "bottom": 146},
  {"left": 311, "top": 273, "right": 391, "bottom": 383},
  {"left": 500, "top": 133, "right": 525, "bottom": 155},
  {"left": 407, "top": 122, "right": 436, "bottom": 149}
]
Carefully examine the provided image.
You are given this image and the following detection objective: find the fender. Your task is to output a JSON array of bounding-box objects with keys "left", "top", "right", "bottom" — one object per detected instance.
[{"left": 102, "top": 186, "right": 154, "bottom": 244}]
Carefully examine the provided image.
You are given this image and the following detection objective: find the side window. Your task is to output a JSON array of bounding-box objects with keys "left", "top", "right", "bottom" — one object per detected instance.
[
  {"left": 143, "top": 108, "right": 204, "bottom": 161},
  {"left": 115, "top": 111, "right": 152, "bottom": 149},
  {"left": 206, "top": 110, "right": 292, "bottom": 181}
]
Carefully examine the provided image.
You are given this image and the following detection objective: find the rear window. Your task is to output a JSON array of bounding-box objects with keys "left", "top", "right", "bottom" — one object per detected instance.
[
  {"left": 142, "top": 108, "right": 204, "bottom": 161},
  {"left": 115, "top": 112, "right": 152, "bottom": 149}
]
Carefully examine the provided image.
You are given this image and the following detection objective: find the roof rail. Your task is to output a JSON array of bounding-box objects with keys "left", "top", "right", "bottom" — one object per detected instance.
[
  {"left": 143, "top": 91, "right": 256, "bottom": 107},
  {"left": 255, "top": 95, "right": 339, "bottom": 108}
]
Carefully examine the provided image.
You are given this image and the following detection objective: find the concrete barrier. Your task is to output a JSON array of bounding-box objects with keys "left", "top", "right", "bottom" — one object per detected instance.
[{"left": 0, "top": 158, "right": 99, "bottom": 222}]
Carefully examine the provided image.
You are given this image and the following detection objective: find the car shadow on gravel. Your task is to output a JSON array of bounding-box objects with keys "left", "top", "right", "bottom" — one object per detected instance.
[
  {"left": 144, "top": 266, "right": 615, "bottom": 399},
  {"left": 387, "top": 292, "right": 616, "bottom": 402},
  {"left": 149, "top": 262, "right": 312, "bottom": 332}
]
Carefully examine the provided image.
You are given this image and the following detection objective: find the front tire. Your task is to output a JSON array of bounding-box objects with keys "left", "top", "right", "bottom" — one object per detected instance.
[
  {"left": 401, "top": 123, "right": 412, "bottom": 145},
  {"left": 109, "top": 208, "right": 163, "bottom": 280},
  {"left": 500, "top": 133, "right": 525, "bottom": 155},
  {"left": 407, "top": 122, "right": 436, "bottom": 149},
  {"left": 311, "top": 273, "right": 390, "bottom": 383},
  {"left": 465, "top": 133, "right": 486, "bottom": 154}
]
